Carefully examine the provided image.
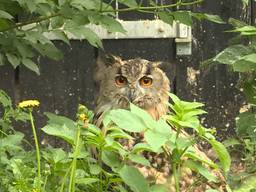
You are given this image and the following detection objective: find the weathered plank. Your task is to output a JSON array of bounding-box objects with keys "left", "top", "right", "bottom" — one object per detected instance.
[
  {"left": 18, "top": 41, "right": 95, "bottom": 145},
  {"left": 0, "top": 65, "right": 15, "bottom": 101}
]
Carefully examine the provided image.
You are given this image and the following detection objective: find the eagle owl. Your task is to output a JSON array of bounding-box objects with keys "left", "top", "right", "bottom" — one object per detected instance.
[
  {"left": 93, "top": 55, "right": 225, "bottom": 191},
  {"left": 94, "top": 55, "right": 170, "bottom": 126}
]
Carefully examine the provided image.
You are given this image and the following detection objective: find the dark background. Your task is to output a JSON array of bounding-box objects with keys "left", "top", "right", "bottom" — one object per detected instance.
[{"left": 0, "top": 0, "right": 253, "bottom": 145}]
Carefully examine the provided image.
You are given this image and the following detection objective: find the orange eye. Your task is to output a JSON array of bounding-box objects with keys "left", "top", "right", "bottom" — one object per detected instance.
[
  {"left": 140, "top": 76, "right": 153, "bottom": 87},
  {"left": 115, "top": 76, "right": 127, "bottom": 86}
]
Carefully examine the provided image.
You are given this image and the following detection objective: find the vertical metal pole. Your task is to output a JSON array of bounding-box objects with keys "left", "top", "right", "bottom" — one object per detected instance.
[{"left": 115, "top": 0, "right": 119, "bottom": 19}]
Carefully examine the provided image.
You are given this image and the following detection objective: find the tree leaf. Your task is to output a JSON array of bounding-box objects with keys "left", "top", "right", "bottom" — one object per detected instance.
[
  {"left": 119, "top": 165, "right": 150, "bottom": 192},
  {"left": 158, "top": 12, "right": 174, "bottom": 25},
  {"left": 0, "top": 10, "right": 13, "bottom": 20},
  {"left": 213, "top": 44, "right": 252, "bottom": 65},
  {"left": 32, "top": 42, "right": 63, "bottom": 60},
  {"left": 89, "top": 15, "right": 126, "bottom": 34},
  {"left": 172, "top": 11, "right": 192, "bottom": 26},
  {"left": 6, "top": 53, "right": 20, "bottom": 68},
  {"left": 46, "top": 30, "right": 70, "bottom": 45},
  {"left": 233, "top": 59, "right": 256, "bottom": 72},
  {"left": 192, "top": 13, "right": 225, "bottom": 24},
  {"left": 22, "top": 58, "right": 40, "bottom": 75},
  {"left": 65, "top": 25, "right": 102, "bottom": 48}
]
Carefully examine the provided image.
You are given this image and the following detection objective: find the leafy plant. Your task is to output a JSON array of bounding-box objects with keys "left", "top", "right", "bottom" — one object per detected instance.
[
  {"left": 0, "top": 89, "right": 231, "bottom": 192},
  {"left": 0, "top": 0, "right": 225, "bottom": 74},
  {"left": 202, "top": 5, "right": 256, "bottom": 190}
]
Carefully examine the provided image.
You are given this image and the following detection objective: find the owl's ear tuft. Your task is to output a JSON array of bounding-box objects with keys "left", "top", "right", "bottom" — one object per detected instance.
[
  {"left": 94, "top": 54, "right": 123, "bottom": 82},
  {"left": 97, "top": 54, "right": 123, "bottom": 67}
]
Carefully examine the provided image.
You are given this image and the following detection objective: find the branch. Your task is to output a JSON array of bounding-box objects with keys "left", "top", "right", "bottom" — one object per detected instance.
[
  {"left": 101, "top": 0, "right": 203, "bottom": 13},
  {"left": 0, "top": 13, "right": 61, "bottom": 33},
  {"left": 0, "top": 0, "right": 203, "bottom": 33}
]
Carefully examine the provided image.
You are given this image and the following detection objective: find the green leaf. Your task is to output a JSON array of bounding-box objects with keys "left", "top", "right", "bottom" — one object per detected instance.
[
  {"left": 144, "top": 129, "right": 168, "bottom": 152},
  {"left": 89, "top": 15, "right": 126, "bottom": 34},
  {"left": 241, "top": 0, "right": 249, "bottom": 5},
  {"left": 102, "top": 151, "right": 122, "bottom": 169},
  {"left": 0, "top": 10, "right": 13, "bottom": 20},
  {"left": 76, "top": 178, "right": 99, "bottom": 185},
  {"left": 6, "top": 53, "right": 20, "bottom": 68},
  {"left": 109, "top": 109, "right": 147, "bottom": 133},
  {"left": 130, "top": 103, "right": 157, "bottom": 129},
  {"left": 89, "top": 164, "right": 102, "bottom": 175},
  {"left": 228, "top": 18, "right": 247, "bottom": 28},
  {"left": 118, "top": 0, "right": 138, "bottom": 8},
  {"left": 172, "top": 11, "right": 192, "bottom": 26},
  {"left": 22, "top": 58, "right": 40, "bottom": 75},
  {"left": 0, "top": 89, "right": 12, "bottom": 107},
  {"left": 233, "top": 59, "right": 256, "bottom": 72},
  {"left": 213, "top": 44, "right": 252, "bottom": 65},
  {"left": 128, "top": 154, "right": 151, "bottom": 167},
  {"left": 119, "top": 165, "right": 150, "bottom": 192},
  {"left": 42, "top": 113, "right": 77, "bottom": 145},
  {"left": 192, "top": 13, "right": 225, "bottom": 24},
  {"left": 222, "top": 138, "right": 241, "bottom": 148},
  {"left": 184, "top": 160, "right": 218, "bottom": 182},
  {"left": 46, "top": 30, "right": 70, "bottom": 45},
  {"left": 208, "top": 139, "right": 231, "bottom": 173},
  {"left": 158, "top": 12, "right": 174, "bottom": 25},
  {"left": 150, "top": 184, "right": 168, "bottom": 192},
  {"left": 184, "top": 151, "right": 217, "bottom": 169},
  {"left": 233, "top": 175, "right": 256, "bottom": 192},
  {"left": 32, "top": 42, "right": 63, "bottom": 60},
  {"left": 0, "top": 132, "right": 24, "bottom": 150},
  {"left": 132, "top": 143, "right": 154, "bottom": 153},
  {"left": 236, "top": 112, "right": 256, "bottom": 140},
  {"left": 65, "top": 25, "right": 102, "bottom": 48}
]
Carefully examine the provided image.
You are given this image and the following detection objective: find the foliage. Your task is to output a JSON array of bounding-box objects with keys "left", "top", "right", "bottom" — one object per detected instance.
[
  {"left": 202, "top": 10, "right": 256, "bottom": 190},
  {"left": 0, "top": 89, "right": 230, "bottom": 192},
  {"left": 0, "top": 0, "right": 225, "bottom": 74}
]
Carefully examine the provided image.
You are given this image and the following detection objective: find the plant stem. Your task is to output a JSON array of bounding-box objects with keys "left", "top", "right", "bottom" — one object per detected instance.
[
  {"left": 60, "top": 164, "right": 72, "bottom": 192},
  {"left": 173, "top": 163, "right": 180, "bottom": 192},
  {"left": 102, "top": 0, "right": 203, "bottom": 12},
  {"left": 68, "top": 126, "right": 81, "bottom": 192},
  {"left": 29, "top": 110, "right": 41, "bottom": 188}
]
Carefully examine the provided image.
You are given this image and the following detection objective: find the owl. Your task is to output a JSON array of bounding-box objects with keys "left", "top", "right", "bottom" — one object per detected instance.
[
  {"left": 93, "top": 55, "right": 225, "bottom": 191},
  {"left": 94, "top": 55, "right": 170, "bottom": 126}
]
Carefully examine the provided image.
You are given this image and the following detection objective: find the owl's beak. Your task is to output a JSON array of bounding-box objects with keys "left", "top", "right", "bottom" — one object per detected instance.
[{"left": 128, "top": 89, "right": 136, "bottom": 102}]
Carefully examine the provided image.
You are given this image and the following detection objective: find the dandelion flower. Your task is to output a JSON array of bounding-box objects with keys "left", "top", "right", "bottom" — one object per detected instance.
[{"left": 18, "top": 100, "right": 40, "bottom": 108}]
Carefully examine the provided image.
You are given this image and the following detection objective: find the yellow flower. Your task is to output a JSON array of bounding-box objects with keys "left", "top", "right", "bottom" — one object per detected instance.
[
  {"left": 79, "top": 114, "right": 88, "bottom": 122},
  {"left": 32, "top": 189, "right": 40, "bottom": 192},
  {"left": 18, "top": 100, "right": 40, "bottom": 108}
]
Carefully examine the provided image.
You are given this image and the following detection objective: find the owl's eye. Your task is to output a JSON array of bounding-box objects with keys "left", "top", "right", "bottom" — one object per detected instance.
[
  {"left": 115, "top": 75, "right": 127, "bottom": 86},
  {"left": 139, "top": 76, "right": 153, "bottom": 87}
]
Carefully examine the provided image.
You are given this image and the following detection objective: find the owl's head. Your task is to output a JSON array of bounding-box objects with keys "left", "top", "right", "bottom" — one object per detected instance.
[{"left": 94, "top": 55, "right": 170, "bottom": 122}]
